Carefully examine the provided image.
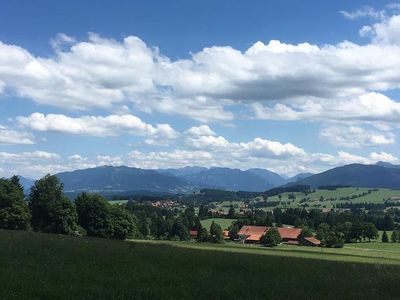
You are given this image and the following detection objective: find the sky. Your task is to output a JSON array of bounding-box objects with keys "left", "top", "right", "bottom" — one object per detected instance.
[{"left": 1, "top": 0, "right": 400, "bottom": 179}]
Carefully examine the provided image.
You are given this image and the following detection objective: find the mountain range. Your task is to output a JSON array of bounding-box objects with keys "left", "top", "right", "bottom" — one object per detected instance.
[
  {"left": 291, "top": 162, "right": 400, "bottom": 189},
  {"left": 14, "top": 161, "right": 400, "bottom": 194}
]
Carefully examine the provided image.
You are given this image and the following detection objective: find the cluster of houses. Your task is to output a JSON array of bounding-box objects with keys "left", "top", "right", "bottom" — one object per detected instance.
[
  {"left": 151, "top": 200, "right": 181, "bottom": 209},
  {"left": 208, "top": 204, "right": 252, "bottom": 217},
  {"left": 237, "top": 225, "right": 321, "bottom": 246},
  {"left": 190, "top": 224, "right": 321, "bottom": 246}
]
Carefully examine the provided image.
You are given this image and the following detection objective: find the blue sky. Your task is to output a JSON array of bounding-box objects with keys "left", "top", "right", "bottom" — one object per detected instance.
[{"left": 1, "top": 0, "right": 400, "bottom": 178}]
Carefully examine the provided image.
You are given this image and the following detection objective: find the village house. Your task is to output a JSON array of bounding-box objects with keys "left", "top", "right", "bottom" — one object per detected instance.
[{"left": 237, "top": 225, "right": 320, "bottom": 246}]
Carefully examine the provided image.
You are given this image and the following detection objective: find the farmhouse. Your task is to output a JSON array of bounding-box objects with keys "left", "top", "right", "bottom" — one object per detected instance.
[
  {"left": 237, "top": 225, "right": 320, "bottom": 246},
  {"left": 302, "top": 236, "right": 321, "bottom": 246},
  {"left": 238, "top": 225, "right": 266, "bottom": 242}
]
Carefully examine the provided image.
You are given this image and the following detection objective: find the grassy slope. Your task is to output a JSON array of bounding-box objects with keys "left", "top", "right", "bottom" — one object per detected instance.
[
  {"left": 262, "top": 187, "right": 400, "bottom": 208},
  {"left": 200, "top": 218, "right": 236, "bottom": 230},
  {"left": 2, "top": 230, "right": 400, "bottom": 300}
]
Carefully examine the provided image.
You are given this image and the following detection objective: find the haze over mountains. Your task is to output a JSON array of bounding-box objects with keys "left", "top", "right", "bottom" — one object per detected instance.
[
  {"left": 15, "top": 161, "right": 400, "bottom": 194},
  {"left": 55, "top": 166, "right": 290, "bottom": 193}
]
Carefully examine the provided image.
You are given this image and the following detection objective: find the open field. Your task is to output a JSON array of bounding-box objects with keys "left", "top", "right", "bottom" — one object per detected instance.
[
  {"left": 2, "top": 230, "right": 400, "bottom": 299},
  {"left": 266, "top": 187, "right": 400, "bottom": 208},
  {"left": 134, "top": 239, "right": 400, "bottom": 265},
  {"left": 200, "top": 218, "right": 236, "bottom": 230},
  {"left": 108, "top": 200, "right": 129, "bottom": 205},
  {"left": 208, "top": 188, "right": 400, "bottom": 210}
]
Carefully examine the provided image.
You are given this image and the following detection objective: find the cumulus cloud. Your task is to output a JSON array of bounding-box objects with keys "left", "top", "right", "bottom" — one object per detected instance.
[
  {"left": 183, "top": 125, "right": 306, "bottom": 159},
  {"left": 0, "top": 125, "right": 35, "bottom": 145},
  {"left": 361, "top": 14, "right": 400, "bottom": 45},
  {"left": 252, "top": 92, "right": 400, "bottom": 124},
  {"left": 1, "top": 15, "right": 400, "bottom": 123},
  {"left": 17, "top": 113, "right": 178, "bottom": 143},
  {"left": 319, "top": 126, "right": 396, "bottom": 148}
]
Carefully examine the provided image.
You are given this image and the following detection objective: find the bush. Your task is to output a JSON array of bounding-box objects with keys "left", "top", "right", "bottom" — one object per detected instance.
[{"left": 260, "top": 227, "right": 281, "bottom": 247}]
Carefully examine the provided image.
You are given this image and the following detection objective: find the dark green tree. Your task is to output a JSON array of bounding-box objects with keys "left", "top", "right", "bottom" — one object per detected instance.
[
  {"left": 383, "top": 214, "right": 395, "bottom": 231},
  {"left": 337, "top": 222, "right": 353, "bottom": 243},
  {"left": 209, "top": 221, "right": 223, "bottom": 243},
  {"left": 350, "top": 221, "right": 364, "bottom": 242},
  {"left": 196, "top": 227, "right": 209, "bottom": 242},
  {"left": 108, "top": 206, "right": 138, "bottom": 240},
  {"left": 75, "top": 193, "right": 111, "bottom": 237},
  {"left": 391, "top": 230, "right": 399, "bottom": 243},
  {"left": 382, "top": 231, "right": 389, "bottom": 243},
  {"left": 29, "top": 174, "right": 77, "bottom": 234},
  {"left": 198, "top": 204, "right": 208, "bottom": 220},
  {"left": 0, "top": 176, "right": 31, "bottom": 230},
  {"left": 316, "top": 223, "right": 330, "bottom": 244},
  {"left": 362, "top": 222, "right": 378, "bottom": 242},
  {"left": 325, "top": 231, "right": 344, "bottom": 248},
  {"left": 260, "top": 227, "right": 281, "bottom": 247},
  {"left": 170, "top": 218, "right": 189, "bottom": 241},
  {"left": 299, "top": 226, "right": 313, "bottom": 239},
  {"left": 227, "top": 204, "right": 235, "bottom": 219},
  {"left": 228, "top": 223, "right": 239, "bottom": 240},
  {"left": 193, "top": 216, "right": 202, "bottom": 231}
]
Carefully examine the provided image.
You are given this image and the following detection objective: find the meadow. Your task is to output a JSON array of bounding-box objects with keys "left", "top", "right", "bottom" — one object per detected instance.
[
  {"left": 207, "top": 187, "right": 400, "bottom": 211},
  {"left": 2, "top": 230, "right": 400, "bottom": 299},
  {"left": 200, "top": 218, "right": 236, "bottom": 230}
]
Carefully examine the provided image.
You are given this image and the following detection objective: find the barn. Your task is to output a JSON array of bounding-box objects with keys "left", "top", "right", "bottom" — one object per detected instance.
[{"left": 237, "top": 225, "right": 320, "bottom": 246}]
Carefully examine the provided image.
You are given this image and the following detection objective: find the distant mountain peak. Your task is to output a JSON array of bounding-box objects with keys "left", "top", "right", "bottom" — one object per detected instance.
[{"left": 375, "top": 161, "right": 400, "bottom": 169}]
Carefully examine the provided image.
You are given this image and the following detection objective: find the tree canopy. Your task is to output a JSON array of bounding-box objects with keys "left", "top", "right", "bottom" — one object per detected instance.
[
  {"left": 0, "top": 176, "right": 31, "bottom": 230},
  {"left": 29, "top": 174, "right": 77, "bottom": 234}
]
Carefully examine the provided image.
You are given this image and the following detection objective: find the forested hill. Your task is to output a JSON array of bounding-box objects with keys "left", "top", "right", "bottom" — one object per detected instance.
[
  {"left": 56, "top": 166, "right": 194, "bottom": 193},
  {"left": 291, "top": 164, "right": 400, "bottom": 189}
]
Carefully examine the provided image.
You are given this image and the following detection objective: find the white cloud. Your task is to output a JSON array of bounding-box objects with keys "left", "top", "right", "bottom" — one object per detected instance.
[
  {"left": 0, "top": 125, "right": 35, "bottom": 145},
  {"left": 1, "top": 18, "right": 400, "bottom": 122},
  {"left": 252, "top": 92, "right": 400, "bottom": 124},
  {"left": 360, "top": 14, "right": 400, "bottom": 45},
  {"left": 319, "top": 126, "right": 396, "bottom": 148},
  {"left": 17, "top": 113, "right": 178, "bottom": 143},
  {"left": 369, "top": 151, "right": 399, "bottom": 163},
  {"left": 240, "top": 138, "right": 306, "bottom": 159},
  {"left": 1, "top": 146, "right": 398, "bottom": 179},
  {"left": 340, "top": 6, "right": 385, "bottom": 20},
  {"left": 185, "top": 125, "right": 216, "bottom": 137}
]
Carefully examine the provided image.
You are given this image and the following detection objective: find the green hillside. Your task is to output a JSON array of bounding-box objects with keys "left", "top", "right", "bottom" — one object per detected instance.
[
  {"left": 200, "top": 218, "right": 236, "bottom": 230},
  {"left": 1, "top": 230, "right": 400, "bottom": 299},
  {"left": 263, "top": 187, "right": 400, "bottom": 209}
]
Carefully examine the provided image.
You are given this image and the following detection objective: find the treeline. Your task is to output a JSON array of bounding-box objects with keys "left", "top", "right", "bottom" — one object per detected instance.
[
  {"left": 336, "top": 202, "right": 400, "bottom": 210},
  {"left": 0, "top": 174, "right": 225, "bottom": 243},
  {"left": 318, "top": 185, "right": 351, "bottom": 190},
  {"left": 0, "top": 175, "right": 136, "bottom": 239},
  {"left": 226, "top": 207, "right": 397, "bottom": 247},
  {"left": 181, "top": 189, "right": 262, "bottom": 204},
  {"left": 264, "top": 185, "right": 311, "bottom": 197}
]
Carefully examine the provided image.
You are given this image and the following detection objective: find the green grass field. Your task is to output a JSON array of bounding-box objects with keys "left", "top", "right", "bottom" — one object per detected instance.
[
  {"left": 200, "top": 218, "right": 236, "bottom": 230},
  {"left": 108, "top": 200, "right": 129, "bottom": 205},
  {"left": 2, "top": 230, "right": 400, "bottom": 299},
  {"left": 251, "top": 187, "right": 400, "bottom": 209}
]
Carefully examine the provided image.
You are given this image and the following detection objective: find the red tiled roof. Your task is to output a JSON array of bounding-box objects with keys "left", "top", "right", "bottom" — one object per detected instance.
[
  {"left": 190, "top": 230, "right": 198, "bottom": 236},
  {"left": 237, "top": 225, "right": 303, "bottom": 242},
  {"left": 276, "top": 227, "right": 302, "bottom": 240},
  {"left": 238, "top": 225, "right": 267, "bottom": 241},
  {"left": 304, "top": 236, "right": 321, "bottom": 245}
]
